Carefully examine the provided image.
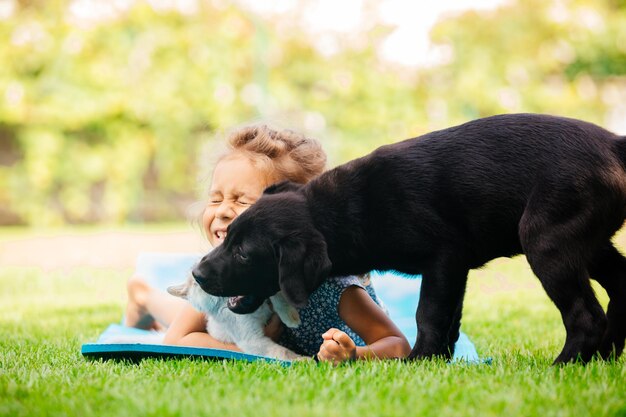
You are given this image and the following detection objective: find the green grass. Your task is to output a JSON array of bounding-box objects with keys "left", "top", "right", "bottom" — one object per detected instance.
[{"left": 1, "top": 251, "right": 626, "bottom": 416}]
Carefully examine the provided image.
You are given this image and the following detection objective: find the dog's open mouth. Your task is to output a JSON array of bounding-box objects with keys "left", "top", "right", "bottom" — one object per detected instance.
[{"left": 227, "top": 295, "right": 265, "bottom": 314}]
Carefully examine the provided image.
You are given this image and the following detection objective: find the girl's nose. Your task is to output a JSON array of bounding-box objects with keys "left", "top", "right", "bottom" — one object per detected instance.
[{"left": 215, "top": 201, "right": 236, "bottom": 219}]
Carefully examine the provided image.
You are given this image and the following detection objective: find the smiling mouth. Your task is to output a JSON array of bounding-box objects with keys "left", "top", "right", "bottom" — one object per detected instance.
[{"left": 214, "top": 230, "right": 227, "bottom": 244}]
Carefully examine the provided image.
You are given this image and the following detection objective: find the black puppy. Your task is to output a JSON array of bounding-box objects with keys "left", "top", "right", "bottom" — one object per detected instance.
[{"left": 192, "top": 113, "right": 626, "bottom": 363}]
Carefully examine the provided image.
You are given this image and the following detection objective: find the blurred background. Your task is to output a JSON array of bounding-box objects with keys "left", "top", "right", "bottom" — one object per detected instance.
[{"left": 0, "top": 0, "right": 625, "bottom": 228}]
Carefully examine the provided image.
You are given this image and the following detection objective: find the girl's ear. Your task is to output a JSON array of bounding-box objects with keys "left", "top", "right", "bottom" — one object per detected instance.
[{"left": 277, "top": 230, "right": 331, "bottom": 307}]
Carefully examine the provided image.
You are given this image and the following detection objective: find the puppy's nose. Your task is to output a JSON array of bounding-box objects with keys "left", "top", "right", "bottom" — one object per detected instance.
[{"left": 191, "top": 268, "right": 205, "bottom": 285}]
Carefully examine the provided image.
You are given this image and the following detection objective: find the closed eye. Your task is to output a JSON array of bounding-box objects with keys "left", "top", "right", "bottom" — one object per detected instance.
[
  {"left": 208, "top": 196, "right": 223, "bottom": 204},
  {"left": 234, "top": 249, "right": 249, "bottom": 263}
]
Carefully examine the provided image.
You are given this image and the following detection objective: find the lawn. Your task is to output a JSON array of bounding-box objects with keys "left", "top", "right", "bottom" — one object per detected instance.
[{"left": 1, "top": 228, "right": 625, "bottom": 417}]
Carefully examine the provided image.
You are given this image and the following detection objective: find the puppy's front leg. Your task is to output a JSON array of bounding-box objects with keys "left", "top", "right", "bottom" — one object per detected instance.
[{"left": 409, "top": 257, "right": 469, "bottom": 360}]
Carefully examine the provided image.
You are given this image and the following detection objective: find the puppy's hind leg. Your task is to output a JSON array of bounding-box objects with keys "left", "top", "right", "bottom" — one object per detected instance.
[
  {"left": 409, "top": 251, "right": 469, "bottom": 360},
  {"left": 520, "top": 203, "right": 607, "bottom": 364},
  {"left": 589, "top": 242, "right": 626, "bottom": 360}
]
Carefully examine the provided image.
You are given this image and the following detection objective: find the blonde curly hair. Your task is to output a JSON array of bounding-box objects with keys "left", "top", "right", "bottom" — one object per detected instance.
[{"left": 223, "top": 125, "right": 326, "bottom": 184}]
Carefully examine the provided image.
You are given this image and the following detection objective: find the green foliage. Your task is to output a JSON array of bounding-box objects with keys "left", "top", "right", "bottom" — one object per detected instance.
[
  {"left": 428, "top": 0, "right": 623, "bottom": 123},
  {"left": 0, "top": 2, "right": 258, "bottom": 225},
  {"left": 1, "top": 0, "right": 625, "bottom": 225}
]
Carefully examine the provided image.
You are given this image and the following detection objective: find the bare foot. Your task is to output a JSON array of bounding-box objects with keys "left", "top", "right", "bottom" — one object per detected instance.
[{"left": 125, "top": 275, "right": 159, "bottom": 330}]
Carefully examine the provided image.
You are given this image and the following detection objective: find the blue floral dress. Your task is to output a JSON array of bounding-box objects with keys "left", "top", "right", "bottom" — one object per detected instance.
[{"left": 278, "top": 275, "right": 383, "bottom": 356}]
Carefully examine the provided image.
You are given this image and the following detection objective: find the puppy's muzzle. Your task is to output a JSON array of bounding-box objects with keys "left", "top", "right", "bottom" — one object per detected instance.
[
  {"left": 191, "top": 268, "right": 205, "bottom": 286},
  {"left": 191, "top": 267, "right": 222, "bottom": 295},
  {"left": 192, "top": 267, "right": 265, "bottom": 314}
]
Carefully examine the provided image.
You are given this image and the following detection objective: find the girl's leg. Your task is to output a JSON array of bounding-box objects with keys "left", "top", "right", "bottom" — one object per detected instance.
[{"left": 125, "top": 274, "right": 188, "bottom": 330}]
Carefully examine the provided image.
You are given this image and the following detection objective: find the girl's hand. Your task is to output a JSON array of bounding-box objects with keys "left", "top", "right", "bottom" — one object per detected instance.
[{"left": 317, "top": 328, "right": 356, "bottom": 365}]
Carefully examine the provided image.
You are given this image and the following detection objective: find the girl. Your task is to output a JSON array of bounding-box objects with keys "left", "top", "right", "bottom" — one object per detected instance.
[{"left": 125, "top": 125, "right": 410, "bottom": 364}]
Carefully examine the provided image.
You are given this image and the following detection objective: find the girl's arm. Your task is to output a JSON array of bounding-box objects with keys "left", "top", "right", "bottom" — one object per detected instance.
[
  {"left": 163, "top": 303, "right": 242, "bottom": 351},
  {"left": 317, "top": 286, "right": 411, "bottom": 364}
]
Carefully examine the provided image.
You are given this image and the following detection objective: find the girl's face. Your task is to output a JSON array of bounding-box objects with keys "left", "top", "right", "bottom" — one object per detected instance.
[{"left": 203, "top": 154, "right": 270, "bottom": 247}]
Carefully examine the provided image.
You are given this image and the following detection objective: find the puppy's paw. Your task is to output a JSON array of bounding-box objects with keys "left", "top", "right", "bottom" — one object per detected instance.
[
  {"left": 281, "top": 351, "right": 308, "bottom": 361},
  {"left": 291, "top": 355, "right": 313, "bottom": 362},
  {"left": 267, "top": 346, "right": 305, "bottom": 361}
]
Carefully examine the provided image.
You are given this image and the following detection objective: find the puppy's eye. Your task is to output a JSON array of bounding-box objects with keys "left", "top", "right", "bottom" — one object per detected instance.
[{"left": 234, "top": 249, "right": 249, "bottom": 263}]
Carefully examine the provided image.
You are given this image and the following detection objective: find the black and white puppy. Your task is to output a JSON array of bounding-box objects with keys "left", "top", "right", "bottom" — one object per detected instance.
[{"left": 191, "top": 113, "right": 626, "bottom": 364}]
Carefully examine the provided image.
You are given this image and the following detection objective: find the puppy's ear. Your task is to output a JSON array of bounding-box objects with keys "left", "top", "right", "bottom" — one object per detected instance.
[
  {"left": 264, "top": 180, "right": 302, "bottom": 195},
  {"left": 167, "top": 282, "right": 189, "bottom": 300},
  {"left": 277, "top": 231, "right": 331, "bottom": 307}
]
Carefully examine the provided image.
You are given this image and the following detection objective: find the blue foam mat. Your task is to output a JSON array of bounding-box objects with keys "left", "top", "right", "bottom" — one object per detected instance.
[
  {"left": 81, "top": 324, "right": 291, "bottom": 365},
  {"left": 82, "top": 252, "right": 482, "bottom": 364}
]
